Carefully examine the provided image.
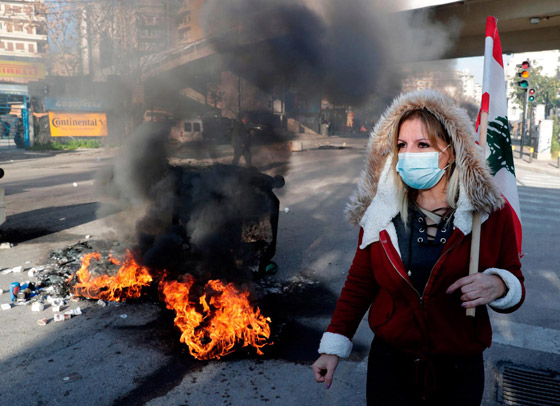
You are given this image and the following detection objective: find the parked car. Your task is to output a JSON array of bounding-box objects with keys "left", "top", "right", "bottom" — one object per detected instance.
[
  {"left": 143, "top": 110, "right": 174, "bottom": 123},
  {"left": 242, "top": 111, "right": 279, "bottom": 137},
  {"left": 202, "top": 116, "right": 233, "bottom": 143}
]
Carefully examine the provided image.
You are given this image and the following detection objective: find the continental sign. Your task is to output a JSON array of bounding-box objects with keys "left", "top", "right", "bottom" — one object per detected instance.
[
  {"left": 0, "top": 60, "right": 45, "bottom": 81},
  {"left": 49, "top": 112, "right": 108, "bottom": 137}
]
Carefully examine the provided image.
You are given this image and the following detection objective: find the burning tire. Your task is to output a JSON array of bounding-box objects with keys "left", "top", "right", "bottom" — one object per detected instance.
[{"left": 169, "top": 164, "right": 284, "bottom": 278}]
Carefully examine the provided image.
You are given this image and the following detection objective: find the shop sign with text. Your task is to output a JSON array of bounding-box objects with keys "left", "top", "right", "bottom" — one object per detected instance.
[
  {"left": 45, "top": 97, "right": 104, "bottom": 112},
  {"left": 0, "top": 60, "right": 45, "bottom": 81},
  {"left": 49, "top": 112, "right": 108, "bottom": 137}
]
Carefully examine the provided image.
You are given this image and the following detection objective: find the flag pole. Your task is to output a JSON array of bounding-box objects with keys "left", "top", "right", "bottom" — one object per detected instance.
[{"left": 467, "top": 110, "right": 489, "bottom": 318}]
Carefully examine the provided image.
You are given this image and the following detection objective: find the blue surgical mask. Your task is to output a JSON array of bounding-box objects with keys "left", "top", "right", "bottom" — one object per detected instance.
[{"left": 396, "top": 145, "right": 450, "bottom": 190}]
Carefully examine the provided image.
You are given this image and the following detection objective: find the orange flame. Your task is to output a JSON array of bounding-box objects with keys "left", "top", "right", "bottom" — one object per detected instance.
[
  {"left": 69, "top": 251, "right": 153, "bottom": 302},
  {"left": 160, "top": 275, "right": 272, "bottom": 360}
]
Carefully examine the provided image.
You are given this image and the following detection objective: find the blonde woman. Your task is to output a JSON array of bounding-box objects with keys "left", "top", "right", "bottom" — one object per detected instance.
[{"left": 312, "top": 90, "right": 525, "bottom": 405}]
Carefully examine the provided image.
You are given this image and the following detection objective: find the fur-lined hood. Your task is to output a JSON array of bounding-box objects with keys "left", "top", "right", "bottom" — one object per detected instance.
[{"left": 347, "top": 89, "right": 504, "bottom": 250}]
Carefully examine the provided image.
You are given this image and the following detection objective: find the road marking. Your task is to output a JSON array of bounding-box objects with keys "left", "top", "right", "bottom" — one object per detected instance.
[
  {"left": 492, "top": 319, "right": 560, "bottom": 355},
  {"left": 517, "top": 173, "right": 560, "bottom": 189},
  {"left": 521, "top": 211, "right": 560, "bottom": 221}
]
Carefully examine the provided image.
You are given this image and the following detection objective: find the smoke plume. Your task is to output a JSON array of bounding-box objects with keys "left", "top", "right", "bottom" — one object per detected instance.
[
  {"left": 200, "top": 0, "right": 460, "bottom": 107},
  {"left": 98, "top": 0, "right": 465, "bottom": 283}
]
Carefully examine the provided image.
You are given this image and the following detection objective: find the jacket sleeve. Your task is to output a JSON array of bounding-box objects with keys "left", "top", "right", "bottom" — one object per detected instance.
[
  {"left": 318, "top": 228, "right": 378, "bottom": 358},
  {"left": 485, "top": 204, "right": 525, "bottom": 313}
]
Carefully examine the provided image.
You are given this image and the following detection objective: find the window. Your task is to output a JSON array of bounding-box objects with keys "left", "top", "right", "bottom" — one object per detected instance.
[
  {"left": 184, "top": 122, "right": 192, "bottom": 132},
  {"left": 7, "top": 24, "right": 12, "bottom": 32},
  {"left": 0, "top": 42, "right": 4, "bottom": 49},
  {"left": 16, "top": 43, "right": 24, "bottom": 50},
  {"left": 13, "top": 6, "right": 21, "bottom": 14},
  {"left": 15, "top": 24, "right": 23, "bottom": 32},
  {"left": 193, "top": 122, "right": 201, "bottom": 132},
  {"left": 7, "top": 42, "right": 13, "bottom": 51},
  {"left": 28, "top": 43, "right": 34, "bottom": 52},
  {"left": 26, "top": 26, "right": 33, "bottom": 34}
]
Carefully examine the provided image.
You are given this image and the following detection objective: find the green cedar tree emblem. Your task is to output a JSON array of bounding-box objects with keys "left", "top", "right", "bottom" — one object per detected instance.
[{"left": 487, "top": 116, "right": 515, "bottom": 176}]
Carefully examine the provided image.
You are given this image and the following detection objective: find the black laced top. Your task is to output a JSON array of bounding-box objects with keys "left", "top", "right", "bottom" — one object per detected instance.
[{"left": 392, "top": 204, "right": 455, "bottom": 295}]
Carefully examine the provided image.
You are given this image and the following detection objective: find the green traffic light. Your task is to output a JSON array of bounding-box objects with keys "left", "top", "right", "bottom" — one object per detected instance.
[
  {"left": 529, "top": 96, "right": 535, "bottom": 102},
  {"left": 518, "top": 80, "right": 529, "bottom": 88}
]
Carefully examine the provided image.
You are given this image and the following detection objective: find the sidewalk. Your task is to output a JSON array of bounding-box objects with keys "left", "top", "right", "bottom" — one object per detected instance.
[
  {"left": 292, "top": 131, "right": 560, "bottom": 177},
  {"left": 513, "top": 154, "right": 560, "bottom": 176}
]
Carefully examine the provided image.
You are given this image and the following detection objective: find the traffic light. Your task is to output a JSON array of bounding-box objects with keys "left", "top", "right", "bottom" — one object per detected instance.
[
  {"left": 528, "top": 88, "right": 536, "bottom": 102},
  {"left": 517, "top": 61, "right": 531, "bottom": 88}
]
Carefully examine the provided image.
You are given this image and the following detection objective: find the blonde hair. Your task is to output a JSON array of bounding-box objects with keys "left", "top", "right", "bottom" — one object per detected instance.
[{"left": 391, "top": 109, "right": 459, "bottom": 224}]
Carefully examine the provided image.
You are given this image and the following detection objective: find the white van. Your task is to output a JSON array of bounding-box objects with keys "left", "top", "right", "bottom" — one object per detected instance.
[{"left": 170, "top": 119, "right": 204, "bottom": 143}]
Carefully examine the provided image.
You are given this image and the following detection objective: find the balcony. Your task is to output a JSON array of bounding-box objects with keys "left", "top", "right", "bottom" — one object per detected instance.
[
  {"left": 0, "top": 13, "right": 44, "bottom": 23},
  {"left": 0, "top": 31, "right": 47, "bottom": 42},
  {"left": 0, "top": 49, "right": 45, "bottom": 59}
]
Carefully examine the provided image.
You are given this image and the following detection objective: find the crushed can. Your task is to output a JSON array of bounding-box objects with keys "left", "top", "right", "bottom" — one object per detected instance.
[{"left": 10, "top": 282, "right": 20, "bottom": 301}]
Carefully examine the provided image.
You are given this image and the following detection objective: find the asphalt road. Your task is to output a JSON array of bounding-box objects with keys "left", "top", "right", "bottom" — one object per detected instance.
[{"left": 0, "top": 136, "right": 559, "bottom": 406}]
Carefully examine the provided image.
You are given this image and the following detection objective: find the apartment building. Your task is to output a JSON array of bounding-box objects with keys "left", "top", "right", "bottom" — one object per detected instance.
[
  {"left": 177, "top": 0, "right": 205, "bottom": 44},
  {"left": 0, "top": 1, "right": 46, "bottom": 59},
  {"left": 0, "top": 0, "right": 46, "bottom": 84}
]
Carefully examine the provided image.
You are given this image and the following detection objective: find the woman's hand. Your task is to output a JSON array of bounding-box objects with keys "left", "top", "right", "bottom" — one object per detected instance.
[
  {"left": 312, "top": 354, "right": 339, "bottom": 389},
  {"left": 447, "top": 273, "right": 507, "bottom": 308}
]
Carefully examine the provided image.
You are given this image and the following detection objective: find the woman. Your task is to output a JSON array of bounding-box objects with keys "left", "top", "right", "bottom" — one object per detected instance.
[{"left": 312, "top": 90, "right": 525, "bottom": 405}]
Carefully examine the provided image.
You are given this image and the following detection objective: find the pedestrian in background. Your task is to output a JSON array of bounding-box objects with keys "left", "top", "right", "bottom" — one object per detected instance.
[
  {"left": 312, "top": 90, "right": 525, "bottom": 405},
  {"left": 231, "top": 116, "right": 252, "bottom": 167}
]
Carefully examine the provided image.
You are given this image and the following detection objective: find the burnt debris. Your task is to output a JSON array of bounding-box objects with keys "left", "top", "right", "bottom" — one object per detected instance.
[{"left": 137, "top": 164, "right": 284, "bottom": 283}]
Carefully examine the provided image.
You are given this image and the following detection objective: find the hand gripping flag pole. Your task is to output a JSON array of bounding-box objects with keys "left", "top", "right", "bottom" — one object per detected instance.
[{"left": 469, "top": 16, "right": 523, "bottom": 317}]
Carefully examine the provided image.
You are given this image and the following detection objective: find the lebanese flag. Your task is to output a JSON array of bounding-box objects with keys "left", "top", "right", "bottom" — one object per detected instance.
[{"left": 476, "top": 16, "right": 522, "bottom": 255}]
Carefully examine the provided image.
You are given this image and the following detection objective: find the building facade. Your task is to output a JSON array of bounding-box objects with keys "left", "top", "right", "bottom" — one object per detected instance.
[
  {"left": 0, "top": 0, "right": 46, "bottom": 84},
  {"left": 401, "top": 68, "right": 481, "bottom": 104},
  {"left": 176, "top": 0, "right": 206, "bottom": 44}
]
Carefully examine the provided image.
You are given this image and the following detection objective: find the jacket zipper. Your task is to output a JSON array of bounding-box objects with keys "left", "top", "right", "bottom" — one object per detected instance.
[
  {"left": 380, "top": 240, "right": 421, "bottom": 298},
  {"left": 420, "top": 240, "right": 463, "bottom": 301},
  {"left": 381, "top": 237, "right": 463, "bottom": 305}
]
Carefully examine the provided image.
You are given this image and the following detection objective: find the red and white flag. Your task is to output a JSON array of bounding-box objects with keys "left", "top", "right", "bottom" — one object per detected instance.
[{"left": 476, "top": 16, "right": 522, "bottom": 254}]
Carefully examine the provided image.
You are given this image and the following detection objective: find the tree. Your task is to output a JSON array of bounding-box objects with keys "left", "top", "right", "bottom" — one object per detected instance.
[{"left": 42, "top": 0, "right": 88, "bottom": 76}]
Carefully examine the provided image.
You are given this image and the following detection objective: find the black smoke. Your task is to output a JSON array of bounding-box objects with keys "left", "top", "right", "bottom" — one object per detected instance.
[
  {"left": 97, "top": 122, "right": 283, "bottom": 284},
  {"left": 201, "top": 0, "right": 460, "bottom": 107}
]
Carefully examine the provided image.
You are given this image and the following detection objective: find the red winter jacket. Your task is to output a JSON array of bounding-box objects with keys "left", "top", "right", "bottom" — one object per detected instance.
[
  {"left": 320, "top": 90, "right": 526, "bottom": 359},
  {"left": 325, "top": 204, "right": 525, "bottom": 357}
]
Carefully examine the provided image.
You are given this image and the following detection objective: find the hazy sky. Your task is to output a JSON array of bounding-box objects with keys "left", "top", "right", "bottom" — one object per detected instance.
[
  {"left": 404, "top": 0, "right": 460, "bottom": 9},
  {"left": 403, "top": 1, "right": 513, "bottom": 87}
]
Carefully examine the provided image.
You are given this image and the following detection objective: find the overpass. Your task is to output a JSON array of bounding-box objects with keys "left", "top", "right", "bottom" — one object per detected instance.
[
  {"left": 424, "top": 0, "right": 560, "bottom": 58},
  {"left": 140, "top": 0, "right": 560, "bottom": 119}
]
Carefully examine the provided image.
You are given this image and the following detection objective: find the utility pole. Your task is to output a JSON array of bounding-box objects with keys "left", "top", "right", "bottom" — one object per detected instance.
[
  {"left": 516, "top": 60, "right": 531, "bottom": 160},
  {"left": 519, "top": 87, "right": 528, "bottom": 159}
]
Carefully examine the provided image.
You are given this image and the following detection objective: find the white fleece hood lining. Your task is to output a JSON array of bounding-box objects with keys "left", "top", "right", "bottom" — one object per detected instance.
[{"left": 359, "top": 158, "right": 489, "bottom": 251}]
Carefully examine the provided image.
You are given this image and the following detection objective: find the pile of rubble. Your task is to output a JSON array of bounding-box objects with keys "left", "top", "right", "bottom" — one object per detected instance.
[{"left": 1, "top": 239, "right": 126, "bottom": 324}]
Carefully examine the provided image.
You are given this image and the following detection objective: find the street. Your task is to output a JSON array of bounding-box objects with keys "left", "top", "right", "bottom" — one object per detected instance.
[{"left": 0, "top": 135, "right": 559, "bottom": 405}]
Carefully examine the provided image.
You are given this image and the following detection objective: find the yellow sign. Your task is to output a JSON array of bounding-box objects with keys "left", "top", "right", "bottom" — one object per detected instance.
[
  {"left": 0, "top": 60, "right": 45, "bottom": 80},
  {"left": 49, "top": 112, "right": 108, "bottom": 137}
]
